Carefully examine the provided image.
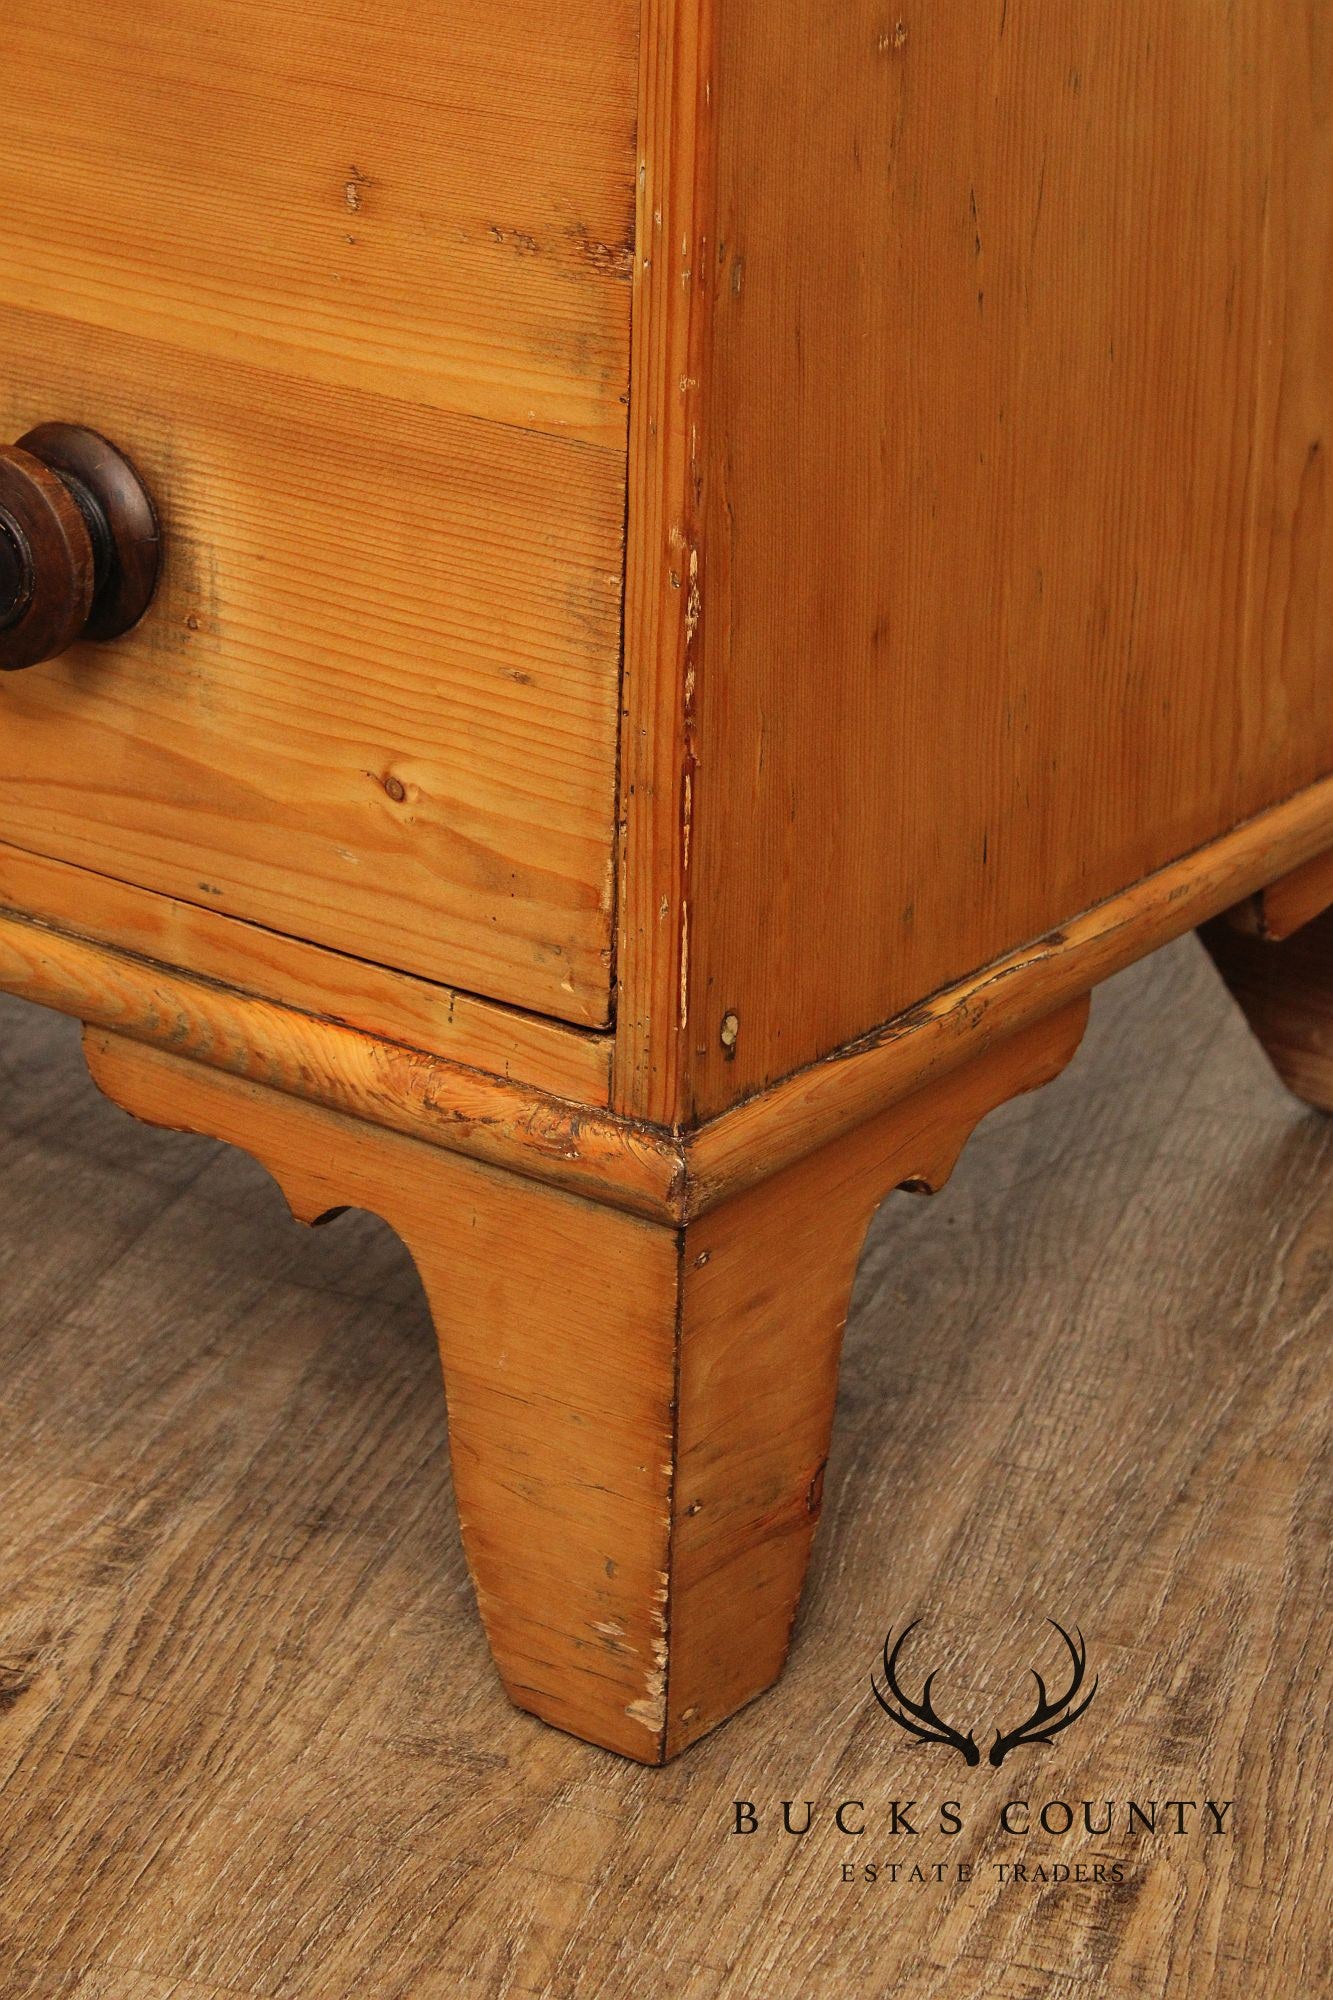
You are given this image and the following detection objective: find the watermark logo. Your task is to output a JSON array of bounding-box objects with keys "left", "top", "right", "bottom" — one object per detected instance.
[{"left": 871, "top": 1617, "right": 1098, "bottom": 1768}]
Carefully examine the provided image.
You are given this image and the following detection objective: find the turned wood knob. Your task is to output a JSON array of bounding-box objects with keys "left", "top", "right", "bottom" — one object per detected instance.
[{"left": 0, "top": 424, "right": 160, "bottom": 672}]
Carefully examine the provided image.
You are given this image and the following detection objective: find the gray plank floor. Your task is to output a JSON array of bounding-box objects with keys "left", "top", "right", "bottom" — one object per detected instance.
[{"left": 0, "top": 938, "right": 1328, "bottom": 1998}]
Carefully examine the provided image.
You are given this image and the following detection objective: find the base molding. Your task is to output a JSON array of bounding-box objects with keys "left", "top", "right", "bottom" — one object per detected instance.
[
  {"left": 0, "top": 838, "right": 615, "bottom": 1104},
  {"left": 0, "top": 779, "right": 1330, "bottom": 1229},
  {"left": 0, "top": 902, "right": 680, "bottom": 1219},
  {"left": 685, "top": 783, "right": 1333, "bottom": 1212}
]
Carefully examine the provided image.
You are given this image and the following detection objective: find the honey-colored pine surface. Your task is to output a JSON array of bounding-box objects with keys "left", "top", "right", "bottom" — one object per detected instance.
[
  {"left": 0, "top": 842, "right": 615, "bottom": 1105},
  {"left": 630, "top": 0, "right": 1333, "bottom": 1121},
  {"left": 1, "top": 938, "right": 1329, "bottom": 1994},
  {"left": 2, "top": 0, "right": 638, "bottom": 446},
  {"left": 664, "top": 997, "right": 1088, "bottom": 1757},
  {"left": 614, "top": 0, "right": 714, "bottom": 1121},
  {"left": 80, "top": 1025, "right": 683, "bottom": 1763},
  {"left": 0, "top": 0, "right": 638, "bottom": 1025},
  {"left": 74, "top": 998, "right": 1086, "bottom": 1762},
  {"left": 0, "top": 780, "right": 1329, "bottom": 1236},
  {"left": 0, "top": 305, "right": 625, "bottom": 1023},
  {"left": 0, "top": 906, "right": 679, "bottom": 1221}
]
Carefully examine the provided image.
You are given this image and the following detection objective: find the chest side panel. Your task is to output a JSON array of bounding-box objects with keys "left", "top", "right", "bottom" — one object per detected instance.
[{"left": 681, "top": 0, "right": 1333, "bottom": 1112}]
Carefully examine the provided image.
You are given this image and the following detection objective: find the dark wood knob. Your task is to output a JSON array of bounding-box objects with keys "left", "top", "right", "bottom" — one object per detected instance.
[{"left": 0, "top": 424, "right": 160, "bottom": 672}]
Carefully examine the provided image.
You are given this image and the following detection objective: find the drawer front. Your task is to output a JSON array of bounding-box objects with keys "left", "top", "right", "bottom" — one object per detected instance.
[{"left": 0, "top": 1, "right": 637, "bottom": 1027}]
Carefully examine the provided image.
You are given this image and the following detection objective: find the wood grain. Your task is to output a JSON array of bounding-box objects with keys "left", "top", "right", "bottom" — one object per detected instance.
[
  {"left": 0, "top": 905, "right": 680, "bottom": 1220},
  {"left": 0, "top": 939, "right": 1327, "bottom": 1992},
  {"left": 1201, "top": 906, "right": 1333, "bottom": 1112},
  {"left": 614, "top": 0, "right": 716, "bottom": 1121},
  {"left": 0, "top": 841, "right": 614, "bottom": 1106},
  {"left": 82, "top": 1026, "right": 682, "bottom": 1764},
  {"left": 620, "top": 0, "right": 1333, "bottom": 1120},
  {"left": 684, "top": 775, "right": 1333, "bottom": 1213},
  {"left": 0, "top": 777, "right": 1329, "bottom": 1227},
  {"left": 1229, "top": 847, "right": 1333, "bottom": 943},
  {"left": 1, "top": 0, "right": 638, "bottom": 446},
  {"left": 78, "top": 996, "right": 1087, "bottom": 1764},
  {"left": 0, "top": 303, "right": 625, "bottom": 1023},
  {"left": 666, "top": 997, "right": 1088, "bottom": 1756}
]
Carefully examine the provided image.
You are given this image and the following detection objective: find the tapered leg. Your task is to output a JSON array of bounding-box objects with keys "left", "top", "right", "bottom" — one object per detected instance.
[
  {"left": 82, "top": 998, "right": 1087, "bottom": 1761},
  {"left": 84, "top": 1026, "right": 683, "bottom": 1760},
  {"left": 1200, "top": 905, "right": 1333, "bottom": 1112},
  {"left": 660, "top": 996, "right": 1090, "bottom": 1754}
]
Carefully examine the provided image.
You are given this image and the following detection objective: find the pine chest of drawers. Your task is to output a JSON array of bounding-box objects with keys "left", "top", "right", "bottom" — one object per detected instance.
[{"left": 1, "top": 0, "right": 1329, "bottom": 1761}]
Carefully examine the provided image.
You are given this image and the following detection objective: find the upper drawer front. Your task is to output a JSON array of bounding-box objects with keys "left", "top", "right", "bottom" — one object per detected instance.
[{"left": 0, "top": 1, "right": 637, "bottom": 1027}]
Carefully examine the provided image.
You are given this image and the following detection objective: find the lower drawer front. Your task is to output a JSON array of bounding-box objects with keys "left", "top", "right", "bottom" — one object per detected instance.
[{"left": 0, "top": 1, "right": 637, "bottom": 1028}]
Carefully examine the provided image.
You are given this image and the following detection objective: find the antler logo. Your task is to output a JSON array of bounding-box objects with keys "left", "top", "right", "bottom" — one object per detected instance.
[
  {"left": 871, "top": 1618, "right": 1098, "bottom": 1767},
  {"left": 989, "top": 1621, "right": 1098, "bottom": 1766},
  {"left": 871, "top": 1620, "right": 981, "bottom": 1764}
]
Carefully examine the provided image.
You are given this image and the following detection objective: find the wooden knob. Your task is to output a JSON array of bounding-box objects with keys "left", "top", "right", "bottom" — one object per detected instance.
[{"left": 0, "top": 424, "right": 160, "bottom": 672}]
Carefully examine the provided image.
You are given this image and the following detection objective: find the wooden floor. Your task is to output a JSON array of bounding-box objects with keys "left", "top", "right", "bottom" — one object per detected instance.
[{"left": 0, "top": 939, "right": 1329, "bottom": 1998}]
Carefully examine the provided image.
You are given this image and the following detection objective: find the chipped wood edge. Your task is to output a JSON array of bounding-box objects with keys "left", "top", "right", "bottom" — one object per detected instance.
[
  {"left": 681, "top": 776, "right": 1333, "bottom": 1213},
  {"left": 0, "top": 838, "right": 615, "bottom": 1107},
  {"left": 1, "top": 777, "right": 1330, "bottom": 1226},
  {"left": 0, "top": 904, "right": 682, "bottom": 1222},
  {"left": 614, "top": 0, "right": 718, "bottom": 1125}
]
